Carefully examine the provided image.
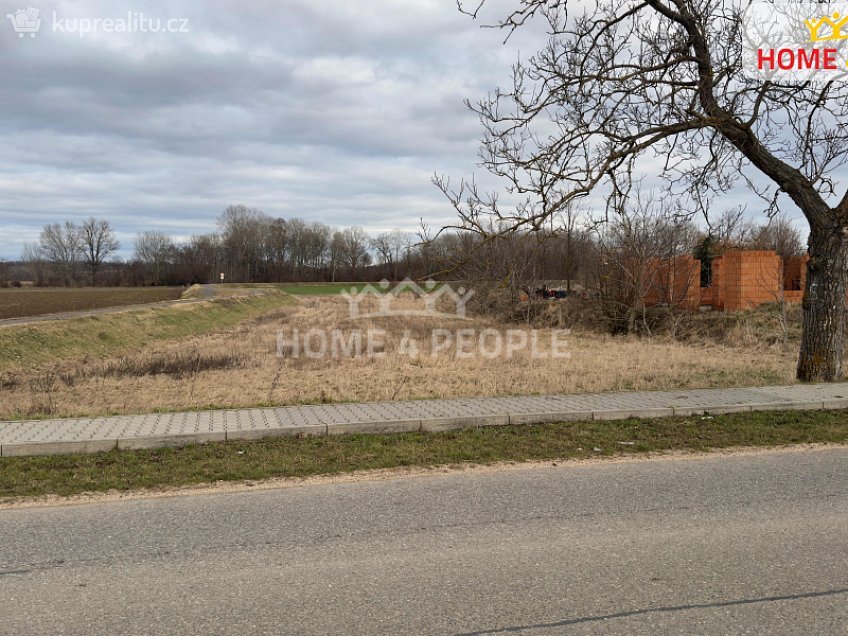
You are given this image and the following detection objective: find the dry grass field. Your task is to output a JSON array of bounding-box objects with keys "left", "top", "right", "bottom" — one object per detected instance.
[
  {"left": 0, "top": 292, "right": 799, "bottom": 420},
  {"left": 0, "top": 287, "right": 183, "bottom": 320}
]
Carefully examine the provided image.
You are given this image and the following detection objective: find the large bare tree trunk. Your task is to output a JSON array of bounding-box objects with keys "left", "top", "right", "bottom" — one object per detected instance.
[{"left": 797, "top": 226, "right": 848, "bottom": 381}]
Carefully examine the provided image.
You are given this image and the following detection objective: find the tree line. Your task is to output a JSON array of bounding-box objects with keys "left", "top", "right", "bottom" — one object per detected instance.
[
  {"left": 8, "top": 205, "right": 430, "bottom": 287},
  {"left": 4, "top": 203, "right": 802, "bottom": 293}
]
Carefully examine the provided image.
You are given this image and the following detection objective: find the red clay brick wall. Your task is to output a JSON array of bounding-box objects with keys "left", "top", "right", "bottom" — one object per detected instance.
[
  {"left": 702, "top": 256, "right": 724, "bottom": 310},
  {"left": 783, "top": 254, "right": 809, "bottom": 295},
  {"left": 645, "top": 255, "right": 701, "bottom": 309},
  {"left": 721, "top": 252, "right": 742, "bottom": 310},
  {"left": 721, "top": 250, "right": 782, "bottom": 310},
  {"left": 649, "top": 250, "right": 813, "bottom": 311}
]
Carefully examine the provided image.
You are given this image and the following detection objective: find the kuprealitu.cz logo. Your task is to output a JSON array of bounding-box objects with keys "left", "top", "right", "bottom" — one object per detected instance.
[
  {"left": 5, "top": 7, "right": 40, "bottom": 37},
  {"left": 6, "top": 6, "right": 190, "bottom": 39}
]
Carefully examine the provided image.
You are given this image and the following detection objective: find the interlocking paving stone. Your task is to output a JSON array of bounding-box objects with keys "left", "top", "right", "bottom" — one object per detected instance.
[{"left": 2, "top": 382, "right": 848, "bottom": 456}]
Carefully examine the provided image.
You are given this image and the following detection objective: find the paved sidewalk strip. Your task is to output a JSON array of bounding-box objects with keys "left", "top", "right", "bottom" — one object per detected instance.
[{"left": 2, "top": 383, "right": 848, "bottom": 457}]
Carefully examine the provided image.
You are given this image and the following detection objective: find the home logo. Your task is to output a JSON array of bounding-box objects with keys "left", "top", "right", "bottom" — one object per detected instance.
[
  {"left": 6, "top": 7, "right": 41, "bottom": 38},
  {"left": 805, "top": 11, "right": 848, "bottom": 42},
  {"left": 341, "top": 278, "right": 475, "bottom": 320},
  {"left": 743, "top": 3, "right": 848, "bottom": 81}
]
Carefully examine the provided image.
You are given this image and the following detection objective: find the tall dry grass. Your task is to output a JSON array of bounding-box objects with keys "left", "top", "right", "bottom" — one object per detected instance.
[{"left": 0, "top": 296, "right": 798, "bottom": 419}]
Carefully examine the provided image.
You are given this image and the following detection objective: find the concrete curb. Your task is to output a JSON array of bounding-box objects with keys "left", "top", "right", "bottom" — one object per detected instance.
[
  {"left": 823, "top": 398, "right": 848, "bottom": 409},
  {"left": 592, "top": 408, "right": 675, "bottom": 421},
  {"left": 327, "top": 420, "right": 422, "bottom": 436},
  {"left": 1, "top": 439, "right": 119, "bottom": 457},
  {"left": 420, "top": 415, "right": 509, "bottom": 432},
  {"left": 672, "top": 405, "right": 751, "bottom": 416},
  {"left": 227, "top": 425, "right": 328, "bottom": 441},
  {"left": 117, "top": 432, "right": 227, "bottom": 451},
  {"left": 508, "top": 411, "right": 593, "bottom": 425},
  {"left": 1, "top": 395, "right": 844, "bottom": 458}
]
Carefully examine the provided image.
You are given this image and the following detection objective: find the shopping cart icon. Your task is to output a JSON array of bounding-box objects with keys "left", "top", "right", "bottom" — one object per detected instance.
[{"left": 6, "top": 7, "right": 41, "bottom": 38}]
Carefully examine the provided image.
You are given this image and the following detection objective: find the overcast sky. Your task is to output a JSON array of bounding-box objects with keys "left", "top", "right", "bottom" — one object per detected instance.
[{"left": 0, "top": 0, "right": 815, "bottom": 259}]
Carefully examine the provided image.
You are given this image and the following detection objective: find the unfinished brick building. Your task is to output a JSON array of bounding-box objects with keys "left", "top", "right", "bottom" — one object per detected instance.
[
  {"left": 645, "top": 250, "right": 809, "bottom": 311},
  {"left": 643, "top": 254, "right": 702, "bottom": 310}
]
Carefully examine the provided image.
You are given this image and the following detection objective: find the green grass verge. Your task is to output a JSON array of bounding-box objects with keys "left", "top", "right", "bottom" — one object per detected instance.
[
  {"left": 0, "top": 292, "right": 294, "bottom": 372},
  {"left": 280, "top": 283, "right": 447, "bottom": 296},
  {"left": 279, "top": 283, "right": 368, "bottom": 295},
  {"left": 219, "top": 282, "right": 445, "bottom": 295},
  {"left": 212, "top": 282, "right": 366, "bottom": 295},
  {"left": 1, "top": 409, "right": 846, "bottom": 500}
]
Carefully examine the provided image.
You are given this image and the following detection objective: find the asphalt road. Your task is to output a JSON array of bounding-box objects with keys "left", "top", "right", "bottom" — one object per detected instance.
[{"left": 0, "top": 448, "right": 846, "bottom": 635}]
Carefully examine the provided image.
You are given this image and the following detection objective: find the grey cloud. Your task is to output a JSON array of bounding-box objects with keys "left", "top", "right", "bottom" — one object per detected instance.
[{"left": 0, "top": 0, "right": 809, "bottom": 259}]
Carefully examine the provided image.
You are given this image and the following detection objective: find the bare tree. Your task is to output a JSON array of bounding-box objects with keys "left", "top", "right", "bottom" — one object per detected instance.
[
  {"left": 370, "top": 230, "right": 412, "bottom": 281},
  {"left": 339, "top": 226, "right": 372, "bottom": 280},
  {"left": 264, "top": 218, "right": 288, "bottom": 281},
  {"left": 747, "top": 214, "right": 804, "bottom": 259},
  {"left": 285, "top": 219, "right": 309, "bottom": 279},
  {"left": 174, "top": 234, "right": 222, "bottom": 284},
  {"left": 550, "top": 206, "right": 584, "bottom": 293},
  {"left": 468, "top": 231, "right": 544, "bottom": 323},
  {"left": 371, "top": 233, "right": 395, "bottom": 280},
  {"left": 80, "top": 217, "right": 120, "bottom": 286},
  {"left": 134, "top": 231, "right": 174, "bottom": 286},
  {"left": 284, "top": 219, "right": 331, "bottom": 280},
  {"left": 388, "top": 230, "right": 413, "bottom": 280},
  {"left": 589, "top": 193, "right": 699, "bottom": 335},
  {"left": 704, "top": 205, "right": 746, "bottom": 245},
  {"left": 443, "top": 0, "right": 848, "bottom": 381},
  {"left": 39, "top": 222, "right": 81, "bottom": 287},
  {"left": 305, "top": 223, "right": 331, "bottom": 273},
  {"left": 327, "top": 230, "right": 345, "bottom": 283},
  {"left": 218, "top": 205, "right": 269, "bottom": 282},
  {"left": 20, "top": 242, "right": 47, "bottom": 286}
]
